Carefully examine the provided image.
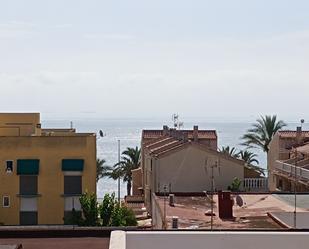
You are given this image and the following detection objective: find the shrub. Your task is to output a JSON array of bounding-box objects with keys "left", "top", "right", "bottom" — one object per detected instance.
[
  {"left": 99, "top": 193, "right": 116, "bottom": 226},
  {"left": 74, "top": 192, "right": 137, "bottom": 227},
  {"left": 79, "top": 192, "right": 99, "bottom": 226},
  {"left": 109, "top": 202, "right": 137, "bottom": 227},
  {"left": 121, "top": 205, "right": 138, "bottom": 226},
  {"left": 228, "top": 177, "right": 242, "bottom": 192},
  {"left": 63, "top": 208, "right": 82, "bottom": 225}
]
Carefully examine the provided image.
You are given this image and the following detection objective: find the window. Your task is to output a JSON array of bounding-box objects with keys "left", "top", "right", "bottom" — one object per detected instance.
[
  {"left": 20, "top": 197, "right": 38, "bottom": 225},
  {"left": 3, "top": 196, "right": 10, "bottom": 207},
  {"left": 64, "top": 176, "right": 82, "bottom": 195},
  {"left": 19, "top": 176, "right": 38, "bottom": 195},
  {"left": 5, "top": 160, "right": 13, "bottom": 173}
]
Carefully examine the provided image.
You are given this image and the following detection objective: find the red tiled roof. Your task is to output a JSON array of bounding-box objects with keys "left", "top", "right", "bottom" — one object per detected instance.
[
  {"left": 149, "top": 140, "right": 184, "bottom": 156},
  {"left": 278, "top": 130, "right": 309, "bottom": 138},
  {"left": 142, "top": 129, "right": 217, "bottom": 140},
  {"left": 146, "top": 138, "right": 246, "bottom": 166},
  {"left": 145, "top": 136, "right": 185, "bottom": 156}
]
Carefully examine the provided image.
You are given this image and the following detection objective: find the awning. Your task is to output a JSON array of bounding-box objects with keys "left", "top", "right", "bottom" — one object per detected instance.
[
  {"left": 17, "top": 159, "right": 40, "bottom": 175},
  {"left": 62, "top": 159, "right": 84, "bottom": 171}
]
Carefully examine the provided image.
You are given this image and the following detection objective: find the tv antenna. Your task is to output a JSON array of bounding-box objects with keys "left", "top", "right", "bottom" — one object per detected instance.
[
  {"left": 204, "top": 158, "right": 220, "bottom": 230},
  {"left": 172, "top": 114, "right": 184, "bottom": 130}
]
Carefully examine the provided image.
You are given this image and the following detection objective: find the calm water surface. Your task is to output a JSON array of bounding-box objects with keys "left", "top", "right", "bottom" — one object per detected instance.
[{"left": 42, "top": 118, "right": 308, "bottom": 198}]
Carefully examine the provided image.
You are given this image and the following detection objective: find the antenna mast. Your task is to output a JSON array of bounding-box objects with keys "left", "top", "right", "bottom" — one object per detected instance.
[{"left": 172, "top": 114, "right": 184, "bottom": 130}]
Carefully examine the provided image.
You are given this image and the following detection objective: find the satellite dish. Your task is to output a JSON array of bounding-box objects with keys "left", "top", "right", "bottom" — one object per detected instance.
[{"left": 236, "top": 195, "right": 244, "bottom": 207}]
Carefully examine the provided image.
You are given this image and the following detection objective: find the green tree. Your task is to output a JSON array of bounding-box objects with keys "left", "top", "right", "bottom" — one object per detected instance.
[
  {"left": 239, "top": 150, "right": 259, "bottom": 165},
  {"left": 241, "top": 115, "right": 286, "bottom": 153},
  {"left": 220, "top": 146, "right": 239, "bottom": 158},
  {"left": 228, "top": 177, "right": 242, "bottom": 192},
  {"left": 63, "top": 208, "right": 82, "bottom": 225},
  {"left": 120, "top": 205, "right": 138, "bottom": 226},
  {"left": 99, "top": 193, "right": 116, "bottom": 226},
  {"left": 113, "top": 146, "right": 141, "bottom": 196},
  {"left": 96, "top": 158, "right": 113, "bottom": 182},
  {"left": 79, "top": 192, "right": 99, "bottom": 226},
  {"left": 110, "top": 202, "right": 137, "bottom": 227},
  {"left": 239, "top": 150, "right": 265, "bottom": 176}
]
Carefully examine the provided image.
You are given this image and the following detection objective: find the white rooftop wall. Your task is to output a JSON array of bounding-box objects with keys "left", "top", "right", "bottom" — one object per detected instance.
[{"left": 110, "top": 231, "right": 309, "bottom": 249}]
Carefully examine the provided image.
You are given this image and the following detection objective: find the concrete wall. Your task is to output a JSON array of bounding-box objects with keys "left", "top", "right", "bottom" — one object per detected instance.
[
  {"left": 119, "top": 231, "right": 309, "bottom": 249},
  {"left": 0, "top": 113, "right": 40, "bottom": 136},
  {"left": 199, "top": 139, "right": 217, "bottom": 151},
  {"left": 268, "top": 134, "right": 280, "bottom": 191},
  {"left": 244, "top": 167, "right": 262, "bottom": 178},
  {"left": 154, "top": 146, "right": 244, "bottom": 193},
  {"left": 151, "top": 194, "right": 163, "bottom": 229},
  {"left": 0, "top": 136, "right": 96, "bottom": 225},
  {"left": 132, "top": 168, "right": 142, "bottom": 196}
]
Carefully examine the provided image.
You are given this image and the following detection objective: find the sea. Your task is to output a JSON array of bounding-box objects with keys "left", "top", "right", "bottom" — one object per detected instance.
[{"left": 41, "top": 117, "right": 309, "bottom": 198}]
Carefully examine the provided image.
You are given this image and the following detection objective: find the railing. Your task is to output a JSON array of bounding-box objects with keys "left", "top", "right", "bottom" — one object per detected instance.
[
  {"left": 243, "top": 178, "right": 268, "bottom": 191},
  {"left": 275, "top": 160, "right": 309, "bottom": 181}
]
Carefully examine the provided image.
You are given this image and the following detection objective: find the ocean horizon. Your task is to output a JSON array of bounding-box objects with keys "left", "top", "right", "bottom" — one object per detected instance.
[{"left": 42, "top": 117, "right": 309, "bottom": 198}]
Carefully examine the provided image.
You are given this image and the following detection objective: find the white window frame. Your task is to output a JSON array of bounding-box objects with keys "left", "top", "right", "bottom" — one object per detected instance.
[
  {"left": 5, "top": 160, "right": 14, "bottom": 173},
  {"left": 3, "top": 196, "right": 10, "bottom": 208}
]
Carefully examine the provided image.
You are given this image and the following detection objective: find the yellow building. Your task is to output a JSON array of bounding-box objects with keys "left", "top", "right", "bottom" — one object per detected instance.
[{"left": 0, "top": 113, "right": 96, "bottom": 225}]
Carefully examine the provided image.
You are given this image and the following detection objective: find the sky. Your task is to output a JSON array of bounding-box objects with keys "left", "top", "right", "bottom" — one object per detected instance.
[{"left": 0, "top": 0, "right": 309, "bottom": 121}]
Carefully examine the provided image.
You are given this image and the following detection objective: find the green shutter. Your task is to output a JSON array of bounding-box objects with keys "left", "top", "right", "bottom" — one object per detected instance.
[
  {"left": 17, "top": 159, "right": 40, "bottom": 175},
  {"left": 62, "top": 159, "right": 84, "bottom": 171}
]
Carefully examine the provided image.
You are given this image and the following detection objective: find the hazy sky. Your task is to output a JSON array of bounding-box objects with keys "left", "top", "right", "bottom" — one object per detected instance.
[{"left": 1, "top": 0, "right": 309, "bottom": 120}]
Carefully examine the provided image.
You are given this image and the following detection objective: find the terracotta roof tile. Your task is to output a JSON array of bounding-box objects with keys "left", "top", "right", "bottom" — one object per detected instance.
[
  {"left": 150, "top": 142, "right": 187, "bottom": 157},
  {"left": 142, "top": 129, "right": 217, "bottom": 140},
  {"left": 278, "top": 130, "right": 309, "bottom": 138},
  {"left": 145, "top": 136, "right": 185, "bottom": 156}
]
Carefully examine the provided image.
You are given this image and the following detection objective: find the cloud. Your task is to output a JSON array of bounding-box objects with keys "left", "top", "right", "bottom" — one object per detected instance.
[
  {"left": 0, "top": 21, "right": 74, "bottom": 39},
  {"left": 84, "top": 33, "right": 135, "bottom": 40},
  {"left": 0, "top": 21, "right": 36, "bottom": 38}
]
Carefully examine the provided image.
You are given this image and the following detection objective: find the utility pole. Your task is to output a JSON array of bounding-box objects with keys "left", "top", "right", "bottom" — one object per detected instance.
[
  {"left": 294, "top": 149, "right": 297, "bottom": 229},
  {"left": 204, "top": 158, "right": 218, "bottom": 231},
  {"left": 163, "top": 185, "right": 167, "bottom": 229},
  {"left": 118, "top": 139, "right": 121, "bottom": 203},
  {"left": 210, "top": 161, "right": 217, "bottom": 230},
  {"left": 293, "top": 120, "right": 304, "bottom": 228}
]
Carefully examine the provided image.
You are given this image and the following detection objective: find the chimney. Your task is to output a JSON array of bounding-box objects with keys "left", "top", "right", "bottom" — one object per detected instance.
[
  {"left": 163, "top": 125, "right": 169, "bottom": 136},
  {"left": 296, "top": 126, "right": 302, "bottom": 143},
  {"left": 193, "top": 125, "right": 198, "bottom": 142},
  {"left": 183, "top": 132, "right": 188, "bottom": 143}
]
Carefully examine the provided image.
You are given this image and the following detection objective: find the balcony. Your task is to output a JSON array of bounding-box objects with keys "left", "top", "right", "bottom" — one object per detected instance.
[
  {"left": 243, "top": 178, "right": 268, "bottom": 191},
  {"left": 275, "top": 160, "right": 309, "bottom": 183}
]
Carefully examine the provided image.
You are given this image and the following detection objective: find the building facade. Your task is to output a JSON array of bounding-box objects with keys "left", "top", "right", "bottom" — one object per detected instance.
[
  {"left": 0, "top": 113, "right": 96, "bottom": 225},
  {"left": 268, "top": 128, "right": 309, "bottom": 191},
  {"left": 134, "top": 125, "right": 260, "bottom": 211}
]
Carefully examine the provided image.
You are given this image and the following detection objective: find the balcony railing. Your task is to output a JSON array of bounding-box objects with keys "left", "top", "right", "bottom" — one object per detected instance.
[
  {"left": 275, "top": 160, "right": 309, "bottom": 181},
  {"left": 243, "top": 178, "right": 268, "bottom": 191}
]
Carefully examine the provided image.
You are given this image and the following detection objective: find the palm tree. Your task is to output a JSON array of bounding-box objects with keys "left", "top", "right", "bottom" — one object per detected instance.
[
  {"left": 239, "top": 150, "right": 265, "bottom": 176},
  {"left": 96, "top": 158, "right": 113, "bottom": 182},
  {"left": 241, "top": 115, "right": 286, "bottom": 153},
  {"left": 113, "top": 146, "right": 141, "bottom": 196},
  {"left": 219, "top": 146, "right": 239, "bottom": 158},
  {"left": 239, "top": 150, "right": 259, "bottom": 165}
]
